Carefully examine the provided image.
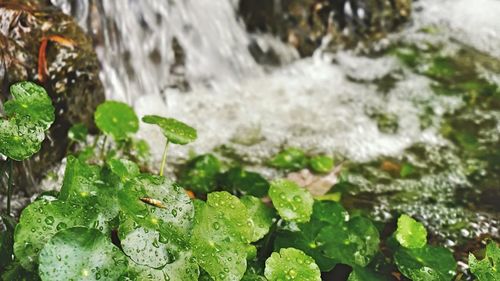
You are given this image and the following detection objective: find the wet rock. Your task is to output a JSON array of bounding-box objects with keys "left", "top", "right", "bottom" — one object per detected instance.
[
  {"left": 239, "top": 0, "right": 412, "bottom": 57},
  {"left": 0, "top": 0, "right": 104, "bottom": 198}
]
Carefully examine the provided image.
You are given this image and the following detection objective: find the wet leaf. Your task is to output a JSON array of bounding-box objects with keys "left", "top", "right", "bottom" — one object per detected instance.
[
  {"left": 394, "top": 245, "right": 456, "bottom": 281},
  {"left": 240, "top": 195, "right": 275, "bottom": 242},
  {"left": 59, "top": 156, "right": 102, "bottom": 202},
  {"left": 118, "top": 174, "right": 194, "bottom": 239},
  {"left": 395, "top": 214, "right": 427, "bottom": 249},
  {"left": 348, "top": 266, "right": 386, "bottom": 281},
  {"left": 318, "top": 216, "right": 380, "bottom": 267},
  {"left": 219, "top": 167, "right": 270, "bottom": 198},
  {"left": 264, "top": 248, "right": 321, "bottom": 281},
  {"left": 142, "top": 115, "right": 197, "bottom": 145},
  {"left": 38, "top": 227, "right": 127, "bottom": 281},
  {"left": 107, "top": 158, "right": 140, "bottom": 182},
  {"left": 94, "top": 101, "right": 139, "bottom": 141},
  {"left": 469, "top": 241, "right": 500, "bottom": 281},
  {"left": 190, "top": 192, "right": 253, "bottom": 281},
  {"left": 13, "top": 199, "right": 101, "bottom": 270},
  {"left": 274, "top": 201, "right": 348, "bottom": 271},
  {"left": 125, "top": 251, "right": 199, "bottom": 280},
  {"left": 268, "top": 179, "right": 313, "bottom": 223},
  {"left": 309, "top": 155, "right": 334, "bottom": 174},
  {"left": 179, "top": 154, "right": 221, "bottom": 193},
  {"left": 269, "top": 148, "right": 308, "bottom": 171},
  {"left": 0, "top": 82, "right": 55, "bottom": 160},
  {"left": 68, "top": 123, "right": 88, "bottom": 143}
]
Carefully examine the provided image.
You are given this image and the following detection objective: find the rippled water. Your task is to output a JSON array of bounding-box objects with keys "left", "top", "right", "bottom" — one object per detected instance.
[{"left": 52, "top": 0, "right": 500, "bottom": 256}]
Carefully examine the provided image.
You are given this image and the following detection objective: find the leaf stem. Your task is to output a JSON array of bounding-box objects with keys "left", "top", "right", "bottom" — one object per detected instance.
[
  {"left": 6, "top": 159, "right": 13, "bottom": 216},
  {"left": 100, "top": 136, "right": 108, "bottom": 159},
  {"left": 159, "top": 139, "right": 170, "bottom": 177}
]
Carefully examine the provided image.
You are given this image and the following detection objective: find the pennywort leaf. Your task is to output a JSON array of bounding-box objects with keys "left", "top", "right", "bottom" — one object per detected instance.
[
  {"left": 264, "top": 248, "right": 321, "bottom": 281},
  {"left": 394, "top": 245, "right": 456, "bottom": 281},
  {"left": 142, "top": 115, "right": 196, "bottom": 145},
  {"left": 240, "top": 195, "right": 275, "bottom": 242},
  {"left": 94, "top": 101, "right": 139, "bottom": 141},
  {"left": 269, "top": 148, "right": 308, "bottom": 171},
  {"left": 395, "top": 214, "right": 427, "bottom": 249},
  {"left": 469, "top": 241, "right": 500, "bottom": 281},
  {"left": 268, "top": 179, "right": 313, "bottom": 223}
]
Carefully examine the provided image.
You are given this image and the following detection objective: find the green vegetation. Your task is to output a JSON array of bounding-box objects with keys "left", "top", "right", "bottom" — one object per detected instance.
[{"left": 1, "top": 81, "right": 498, "bottom": 281}]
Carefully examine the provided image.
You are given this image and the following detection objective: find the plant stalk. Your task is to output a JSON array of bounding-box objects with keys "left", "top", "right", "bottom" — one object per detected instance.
[
  {"left": 100, "top": 136, "right": 108, "bottom": 159},
  {"left": 159, "top": 140, "right": 170, "bottom": 177},
  {"left": 6, "top": 159, "right": 13, "bottom": 216}
]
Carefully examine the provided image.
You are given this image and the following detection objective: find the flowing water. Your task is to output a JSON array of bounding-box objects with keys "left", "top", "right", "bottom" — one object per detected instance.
[{"left": 51, "top": 0, "right": 500, "bottom": 266}]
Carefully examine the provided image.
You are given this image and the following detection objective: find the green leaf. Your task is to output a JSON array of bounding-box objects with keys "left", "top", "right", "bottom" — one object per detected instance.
[
  {"left": 395, "top": 214, "right": 427, "bottom": 249},
  {"left": 274, "top": 201, "right": 348, "bottom": 271},
  {"left": 38, "top": 227, "right": 127, "bottom": 281},
  {"left": 219, "top": 167, "right": 270, "bottom": 197},
  {"left": 142, "top": 115, "right": 197, "bottom": 145},
  {"left": 125, "top": 251, "right": 199, "bottom": 280},
  {"left": 240, "top": 195, "right": 275, "bottom": 242},
  {"left": 94, "top": 101, "right": 139, "bottom": 141},
  {"left": 394, "top": 245, "right": 456, "bottom": 281},
  {"left": 310, "top": 156, "right": 334, "bottom": 174},
  {"left": 118, "top": 174, "right": 194, "bottom": 239},
  {"left": 68, "top": 123, "right": 88, "bottom": 143},
  {"left": 1, "top": 261, "right": 40, "bottom": 281},
  {"left": 469, "top": 241, "right": 500, "bottom": 281},
  {"left": 190, "top": 192, "right": 252, "bottom": 281},
  {"left": 269, "top": 148, "right": 308, "bottom": 171},
  {"left": 107, "top": 158, "right": 140, "bottom": 182},
  {"left": 318, "top": 216, "right": 380, "bottom": 267},
  {"left": 264, "top": 248, "right": 321, "bottom": 281},
  {"left": 5, "top": 82, "right": 55, "bottom": 130},
  {"left": 179, "top": 154, "right": 221, "bottom": 193},
  {"left": 348, "top": 266, "right": 386, "bottom": 281},
  {"left": 268, "top": 179, "right": 313, "bottom": 223},
  {"left": 0, "top": 82, "right": 55, "bottom": 160},
  {"left": 13, "top": 199, "right": 101, "bottom": 270},
  {"left": 60, "top": 156, "right": 102, "bottom": 202}
]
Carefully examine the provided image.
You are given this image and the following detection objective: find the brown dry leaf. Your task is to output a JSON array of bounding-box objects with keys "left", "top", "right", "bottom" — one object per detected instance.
[{"left": 286, "top": 163, "right": 343, "bottom": 196}]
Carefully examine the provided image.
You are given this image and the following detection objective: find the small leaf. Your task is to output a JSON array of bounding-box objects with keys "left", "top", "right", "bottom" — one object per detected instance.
[
  {"left": 94, "top": 101, "right": 139, "bottom": 141},
  {"left": 469, "top": 241, "right": 500, "bottom": 281},
  {"left": 269, "top": 148, "right": 308, "bottom": 171},
  {"left": 59, "top": 156, "right": 102, "bottom": 202},
  {"left": 0, "top": 82, "right": 55, "bottom": 160},
  {"left": 179, "top": 154, "right": 220, "bottom": 194},
  {"left": 142, "top": 115, "right": 196, "bottom": 145},
  {"left": 268, "top": 179, "right": 313, "bottom": 223},
  {"left": 264, "top": 248, "right": 321, "bottom": 281},
  {"left": 190, "top": 192, "right": 252, "bottom": 281},
  {"left": 348, "top": 266, "right": 386, "bottom": 281},
  {"left": 107, "top": 158, "right": 140, "bottom": 182},
  {"left": 240, "top": 195, "right": 275, "bottom": 242},
  {"left": 318, "top": 216, "right": 380, "bottom": 267},
  {"left": 309, "top": 156, "right": 334, "bottom": 174},
  {"left": 395, "top": 214, "right": 427, "bottom": 249},
  {"left": 13, "top": 199, "right": 101, "bottom": 270},
  {"left": 38, "top": 227, "right": 127, "bottom": 281},
  {"left": 219, "top": 167, "right": 270, "bottom": 198},
  {"left": 394, "top": 245, "right": 456, "bottom": 281},
  {"left": 68, "top": 123, "right": 88, "bottom": 143}
]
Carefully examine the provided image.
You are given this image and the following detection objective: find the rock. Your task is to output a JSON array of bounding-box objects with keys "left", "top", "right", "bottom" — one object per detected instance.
[
  {"left": 238, "top": 0, "right": 412, "bottom": 57},
  {"left": 0, "top": 0, "right": 104, "bottom": 196}
]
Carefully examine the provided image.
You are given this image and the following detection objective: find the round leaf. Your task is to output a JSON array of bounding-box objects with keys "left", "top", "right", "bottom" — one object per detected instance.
[
  {"left": 179, "top": 154, "right": 220, "bottom": 193},
  {"left": 5, "top": 81, "right": 55, "bottom": 130},
  {"left": 310, "top": 155, "right": 334, "bottom": 174},
  {"left": 125, "top": 251, "right": 199, "bottom": 280},
  {"left": 318, "top": 216, "right": 380, "bottom": 267},
  {"left": 142, "top": 115, "right": 196, "bottom": 145},
  {"left": 395, "top": 214, "right": 427, "bottom": 249},
  {"left": 38, "top": 227, "right": 127, "bottom": 281},
  {"left": 394, "top": 245, "right": 456, "bottom": 281},
  {"left": 190, "top": 192, "right": 253, "bottom": 281},
  {"left": 13, "top": 199, "right": 101, "bottom": 270},
  {"left": 107, "top": 158, "right": 140, "bottom": 182},
  {"left": 240, "top": 195, "right": 275, "bottom": 242},
  {"left": 118, "top": 174, "right": 194, "bottom": 238},
  {"left": 268, "top": 179, "right": 313, "bottom": 223},
  {"left": 469, "top": 241, "right": 500, "bottom": 281},
  {"left": 0, "top": 82, "right": 55, "bottom": 160},
  {"left": 94, "top": 101, "right": 139, "bottom": 140},
  {"left": 269, "top": 148, "right": 308, "bottom": 171},
  {"left": 264, "top": 248, "right": 321, "bottom": 281}
]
